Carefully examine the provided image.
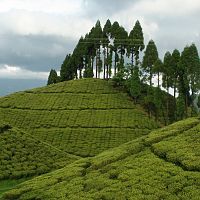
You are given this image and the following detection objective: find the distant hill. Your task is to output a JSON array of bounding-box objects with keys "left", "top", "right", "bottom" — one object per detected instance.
[
  {"left": 0, "top": 79, "right": 159, "bottom": 158},
  {"left": 2, "top": 117, "right": 200, "bottom": 199}
]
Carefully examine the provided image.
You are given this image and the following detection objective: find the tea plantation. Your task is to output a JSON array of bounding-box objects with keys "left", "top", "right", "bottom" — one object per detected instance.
[
  {"left": 0, "top": 121, "right": 79, "bottom": 180},
  {"left": 2, "top": 117, "right": 200, "bottom": 200},
  {"left": 0, "top": 79, "right": 159, "bottom": 157}
]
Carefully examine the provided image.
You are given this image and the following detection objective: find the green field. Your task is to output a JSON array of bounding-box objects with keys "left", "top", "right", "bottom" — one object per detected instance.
[
  {"left": 0, "top": 79, "right": 199, "bottom": 199},
  {"left": 0, "top": 79, "right": 159, "bottom": 158},
  {"left": 2, "top": 117, "right": 199, "bottom": 199}
]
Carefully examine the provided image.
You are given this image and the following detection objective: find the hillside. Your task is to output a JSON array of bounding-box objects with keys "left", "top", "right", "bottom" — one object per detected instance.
[
  {"left": 0, "top": 79, "right": 159, "bottom": 157},
  {"left": 2, "top": 117, "right": 200, "bottom": 200},
  {"left": 0, "top": 121, "right": 79, "bottom": 180}
]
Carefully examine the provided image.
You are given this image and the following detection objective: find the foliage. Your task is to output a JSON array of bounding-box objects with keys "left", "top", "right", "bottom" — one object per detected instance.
[
  {"left": 47, "top": 69, "right": 59, "bottom": 85},
  {"left": 2, "top": 117, "right": 200, "bottom": 200},
  {"left": 0, "top": 79, "right": 159, "bottom": 159},
  {"left": 0, "top": 123, "right": 78, "bottom": 180}
]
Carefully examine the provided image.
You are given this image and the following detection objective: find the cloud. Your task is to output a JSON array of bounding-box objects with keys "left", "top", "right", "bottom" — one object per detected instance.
[
  {"left": 0, "top": 0, "right": 200, "bottom": 79},
  {"left": 0, "top": 65, "right": 48, "bottom": 80},
  {"left": 0, "top": 33, "right": 77, "bottom": 71},
  {"left": 82, "top": 0, "right": 135, "bottom": 17}
]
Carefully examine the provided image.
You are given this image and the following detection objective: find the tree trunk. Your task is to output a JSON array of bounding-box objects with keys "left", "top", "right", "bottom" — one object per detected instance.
[
  {"left": 103, "top": 47, "right": 106, "bottom": 79},
  {"left": 106, "top": 47, "right": 109, "bottom": 79},
  {"left": 166, "top": 87, "right": 169, "bottom": 125},
  {"left": 79, "top": 69, "right": 82, "bottom": 79},
  {"left": 96, "top": 51, "right": 98, "bottom": 79},
  {"left": 158, "top": 72, "right": 160, "bottom": 88},
  {"left": 174, "top": 79, "right": 176, "bottom": 121},
  {"left": 131, "top": 50, "right": 134, "bottom": 67},
  {"left": 185, "top": 94, "right": 188, "bottom": 117},
  {"left": 114, "top": 51, "right": 117, "bottom": 76}
]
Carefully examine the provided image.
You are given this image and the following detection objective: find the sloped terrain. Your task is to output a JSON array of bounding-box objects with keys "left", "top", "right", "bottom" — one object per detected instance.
[
  {"left": 0, "top": 121, "right": 78, "bottom": 180},
  {"left": 0, "top": 79, "right": 159, "bottom": 157},
  {"left": 2, "top": 117, "right": 200, "bottom": 200}
]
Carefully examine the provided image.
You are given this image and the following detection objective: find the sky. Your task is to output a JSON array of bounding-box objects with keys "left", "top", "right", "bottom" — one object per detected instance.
[{"left": 0, "top": 0, "right": 200, "bottom": 95}]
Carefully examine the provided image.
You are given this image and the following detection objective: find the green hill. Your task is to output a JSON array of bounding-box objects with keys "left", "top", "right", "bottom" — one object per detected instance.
[
  {"left": 2, "top": 117, "right": 200, "bottom": 200},
  {"left": 0, "top": 121, "right": 78, "bottom": 180},
  {"left": 0, "top": 79, "right": 159, "bottom": 158}
]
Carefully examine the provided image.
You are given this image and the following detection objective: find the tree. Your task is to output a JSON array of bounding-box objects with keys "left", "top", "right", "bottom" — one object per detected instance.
[
  {"left": 117, "top": 26, "right": 128, "bottom": 72},
  {"left": 111, "top": 21, "right": 121, "bottom": 76},
  {"left": 176, "top": 94, "right": 186, "bottom": 120},
  {"left": 93, "top": 20, "right": 103, "bottom": 78},
  {"left": 142, "top": 40, "right": 158, "bottom": 86},
  {"left": 179, "top": 46, "right": 192, "bottom": 117},
  {"left": 60, "top": 54, "right": 71, "bottom": 81},
  {"left": 129, "top": 20, "right": 145, "bottom": 67},
  {"left": 188, "top": 43, "right": 200, "bottom": 96},
  {"left": 171, "top": 49, "right": 180, "bottom": 120},
  {"left": 47, "top": 69, "right": 58, "bottom": 85},
  {"left": 162, "top": 51, "right": 174, "bottom": 124},
  {"left": 103, "top": 19, "right": 112, "bottom": 79},
  {"left": 83, "top": 66, "right": 93, "bottom": 78},
  {"left": 128, "top": 67, "right": 141, "bottom": 103},
  {"left": 153, "top": 58, "right": 163, "bottom": 88},
  {"left": 171, "top": 49, "right": 180, "bottom": 99}
]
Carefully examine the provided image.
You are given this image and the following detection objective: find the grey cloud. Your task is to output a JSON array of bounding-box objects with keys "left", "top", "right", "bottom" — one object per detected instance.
[
  {"left": 0, "top": 33, "right": 76, "bottom": 71},
  {"left": 82, "top": 0, "right": 135, "bottom": 17}
]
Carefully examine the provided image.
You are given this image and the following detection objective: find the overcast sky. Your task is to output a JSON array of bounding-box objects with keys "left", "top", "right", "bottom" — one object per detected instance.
[{"left": 0, "top": 0, "right": 200, "bottom": 81}]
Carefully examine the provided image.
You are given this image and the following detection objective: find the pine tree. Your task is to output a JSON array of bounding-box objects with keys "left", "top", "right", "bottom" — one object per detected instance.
[
  {"left": 129, "top": 20, "right": 145, "bottom": 67},
  {"left": 129, "top": 67, "right": 141, "bottom": 103},
  {"left": 60, "top": 54, "right": 71, "bottom": 81},
  {"left": 153, "top": 59, "right": 163, "bottom": 88},
  {"left": 188, "top": 43, "right": 200, "bottom": 96},
  {"left": 93, "top": 20, "right": 103, "bottom": 78},
  {"left": 47, "top": 69, "right": 58, "bottom": 85},
  {"left": 171, "top": 49, "right": 180, "bottom": 120},
  {"left": 179, "top": 46, "right": 191, "bottom": 117},
  {"left": 103, "top": 19, "right": 112, "bottom": 79},
  {"left": 111, "top": 21, "right": 120, "bottom": 76},
  {"left": 176, "top": 94, "right": 186, "bottom": 120},
  {"left": 142, "top": 40, "right": 158, "bottom": 86},
  {"left": 117, "top": 26, "right": 128, "bottom": 72},
  {"left": 162, "top": 51, "right": 174, "bottom": 124}
]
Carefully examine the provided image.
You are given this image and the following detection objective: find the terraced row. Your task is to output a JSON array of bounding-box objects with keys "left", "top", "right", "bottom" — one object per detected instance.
[
  {"left": 0, "top": 123, "right": 78, "bottom": 180},
  {"left": 0, "top": 79, "right": 159, "bottom": 158},
  {"left": 2, "top": 118, "right": 199, "bottom": 200}
]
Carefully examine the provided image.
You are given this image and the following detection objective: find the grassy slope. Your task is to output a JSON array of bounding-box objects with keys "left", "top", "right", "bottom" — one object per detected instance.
[
  {"left": 0, "top": 121, "right": 79, "bottom": 180},
  {"left": 2, "top": 117, "right": 200, "bottom": 200},
  {"left": 0, "top": 79, "right": 159, "bottom": 157}
]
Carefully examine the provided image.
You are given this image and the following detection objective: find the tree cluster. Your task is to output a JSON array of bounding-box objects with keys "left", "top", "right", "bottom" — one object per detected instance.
[{"left": 47, "top": 19, "right": 200, "bottom": 123}]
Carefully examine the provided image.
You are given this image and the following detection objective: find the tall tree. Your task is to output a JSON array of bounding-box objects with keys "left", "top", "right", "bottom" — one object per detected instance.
[
  {"left": 93, "top": 20, "right": 103, "bottom": 78},
  {"left": 162, "top": 51, "right": 173, "bottom": 124},
  {"left": 129, "top": 67, "right": 141, "bottom": 103},
  {"left": 153, "top": 58, "right": 163, "bottom": 88},
  {"left": 60, "top": 54, "right": 71, "bottom": 81},
  {"left": 188, "top": 43, "right": 200, "bottom": 96},
  {"left": 129, "top": 20, "right": 145, "bottom": 67},
  {"left": 171, "top": 49, "right": 180, "bottom": 120},
  {"left": 47, "top": 69, "right": 58, "bottom": 85},
  {"left": 103, "top": 19, "right": 112, "bottom": 79},
  {"left": 171, "top": 49, "right": 180, "bottom": 100},
  {"left": 142, "top": 40, "right": 158, "bottom": 86},
  {"left": 117, "top": 26, "right": 128, "bottom": 72},
  {"left": 179, "top": 46, "right": 191, "bottom": 117},
  {"left": 111, "top": 21, "right": 120, "bottom": 76}
]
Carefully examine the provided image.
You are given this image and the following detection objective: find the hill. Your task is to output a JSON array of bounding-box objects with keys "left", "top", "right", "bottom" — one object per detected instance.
[
  {"left": 0, "top": 121, "right": 78, "bottom": 180},
  {"left": 0, "top": 79, "right": 159, "bottom": 158},
  {"left": 2, "top": 117, "right": 200, "bottom": 200}
]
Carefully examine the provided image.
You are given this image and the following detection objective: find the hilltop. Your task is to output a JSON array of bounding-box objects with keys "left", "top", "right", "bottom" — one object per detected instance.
[
  {"left": 2, "top": 117, "right": 200, "bottom": 199},
  {"left": 0, "top": 79, "right": 159, "bottom": 158}
]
